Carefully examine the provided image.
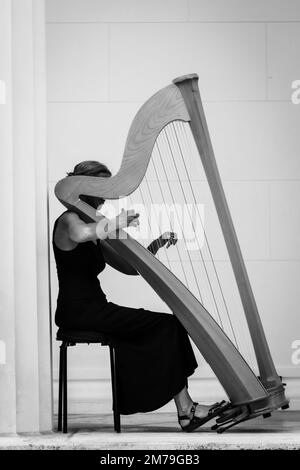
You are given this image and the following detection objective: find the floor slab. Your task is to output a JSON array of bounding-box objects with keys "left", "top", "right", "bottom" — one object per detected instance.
[{"left": 0, "top": 411, "right": 299, "bottom": 450}]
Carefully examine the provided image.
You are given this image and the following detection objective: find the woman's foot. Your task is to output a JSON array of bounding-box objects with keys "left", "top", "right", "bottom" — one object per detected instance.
[
  {"left": 178, "top": 402, "right": 222, "bottom": 432},
  {"left": 178, "top": 403, "right": 211, "bottom": 428}
]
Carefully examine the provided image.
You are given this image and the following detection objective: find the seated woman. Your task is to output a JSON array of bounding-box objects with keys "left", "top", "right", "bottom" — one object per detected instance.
[{"left": 53, "top": 160, "right": 218, "bottom": 432}]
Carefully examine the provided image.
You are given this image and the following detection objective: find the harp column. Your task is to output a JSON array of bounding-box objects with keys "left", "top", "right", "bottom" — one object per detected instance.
[{"left": 0, "top": 0, "right": 52, "bottom": 433}]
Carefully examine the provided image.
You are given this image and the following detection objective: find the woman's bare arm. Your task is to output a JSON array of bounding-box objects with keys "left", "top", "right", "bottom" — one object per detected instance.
[
  {"left": 147, "top": 232, "right": 178, "bottom": 255},
  {"left": 56, "top": 210, "right": 139, "bottom": 242},
  {"left": 60, "top": 212, "right": 99, "bottom": 243},
  {"left": 101, "top": 231, "right": 178, "bottom": 275},
  {"left": 55, "top": 213, "right": 176, "bottom": 275},
  {"left": 55, "top": 210, "right": 140, "bottom": 274}
]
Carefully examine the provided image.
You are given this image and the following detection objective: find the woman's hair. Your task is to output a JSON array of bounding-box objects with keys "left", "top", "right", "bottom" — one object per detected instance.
[
  {"left": 67, "top": 161, "right": 111, "bottom": 208},
  {"left": 67, "top": 160, "right": 112, "bottom": 177}
]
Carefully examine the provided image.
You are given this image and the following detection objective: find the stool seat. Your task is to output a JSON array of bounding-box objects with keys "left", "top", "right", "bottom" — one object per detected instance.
[{"left": 56, "top": 328, "right": 111, "bottom": 345}]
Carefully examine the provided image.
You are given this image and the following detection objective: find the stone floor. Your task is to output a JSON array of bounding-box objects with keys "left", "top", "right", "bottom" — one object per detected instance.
[{"left": 0, "top": 411, "right": 300, "bottom": 450}]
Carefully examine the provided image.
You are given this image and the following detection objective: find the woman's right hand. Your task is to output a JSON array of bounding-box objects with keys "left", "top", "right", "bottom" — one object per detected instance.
[{"left": 115, "top": 208, "right": 140, "bottom": 230}]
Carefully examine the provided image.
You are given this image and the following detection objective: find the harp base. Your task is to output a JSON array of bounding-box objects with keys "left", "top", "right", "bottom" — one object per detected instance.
[{"left": 211, "top": 385, "right": 289, "bottom": 433}]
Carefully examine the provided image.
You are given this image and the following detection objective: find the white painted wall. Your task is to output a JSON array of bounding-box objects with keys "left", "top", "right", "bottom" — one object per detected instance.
[{"left": 46, "top": 0, "right": 300, "bottom": 414}]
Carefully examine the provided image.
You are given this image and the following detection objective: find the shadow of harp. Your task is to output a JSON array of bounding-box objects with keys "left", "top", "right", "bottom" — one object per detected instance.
[{"left": 55, "top": 74, "right": 289, "bottom": 432}]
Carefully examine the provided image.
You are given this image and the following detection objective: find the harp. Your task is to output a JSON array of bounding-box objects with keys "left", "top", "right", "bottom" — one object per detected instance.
[{"left": 55, "top": 74, "right": 289, "bottom": 432}]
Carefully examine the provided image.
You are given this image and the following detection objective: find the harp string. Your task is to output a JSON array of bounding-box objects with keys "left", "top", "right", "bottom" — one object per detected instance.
[
  {"left": 145, "top": 154, "right": 194, "bottom": 292},
  {"left": 147, "top": 149, "right": 196, "bottom": 277},
  {"left": 126, "top": 120, "right": 256, "bottom": 365},
  {"left": 155, "top": 123, "right": 245, "bottom": 352},
  {"left": 127, "top": 189, "right": 164, "bottom": 258},
  {"left": 159, "top": 127, "right": 226, "bottom": 331},
  {"left": 153, "top": 141, "right": 204, "bottom": 303},
  {"left": 154, "top": 130, "right": 213, "bottom": 305},
  {"left": 176, "top": 120, "right": 255, "bottom": 366},
  {"left": 127, "top": 164, "right": 185, "bottom": 277},
  {"left": 171, "top": 121, "right": 240, "bottom": 350},
  {"left": 140, "top": 177, "right": 173, "bottom": 270},
  {"left": 139, "top": 187, "right": 170, "bottom": 266},
  {"left": 128, "top": 184, "right": 165, "bottom": 265}
]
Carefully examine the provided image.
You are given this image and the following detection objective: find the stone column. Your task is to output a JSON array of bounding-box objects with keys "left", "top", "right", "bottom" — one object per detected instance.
[{"left": 0, "top": 0, "right": 52, "bottom": 434}]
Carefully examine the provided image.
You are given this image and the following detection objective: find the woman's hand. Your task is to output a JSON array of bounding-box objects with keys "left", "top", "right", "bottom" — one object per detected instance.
[
  {"left": 96, "top": 208, "right": 139, "bottom": 240},
  {"left": 115, "top": 208, "right": 140, "bottom": 230},
  {"left": 158, "top": 232, "right": 178, "bottom": 249}
]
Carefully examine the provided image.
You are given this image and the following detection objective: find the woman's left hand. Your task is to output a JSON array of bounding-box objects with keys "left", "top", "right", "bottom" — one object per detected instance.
[{"left": 158, "top": 232, "right": 178, "bottom": 249}]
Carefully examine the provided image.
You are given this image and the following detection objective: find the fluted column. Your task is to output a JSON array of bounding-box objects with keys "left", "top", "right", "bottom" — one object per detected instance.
[{"left": 0, "top": 0, "right": 52, "bottom": 434}]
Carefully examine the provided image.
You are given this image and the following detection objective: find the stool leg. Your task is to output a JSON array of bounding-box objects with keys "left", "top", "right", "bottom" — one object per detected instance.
[
  {"left": 58, "top": 343, "right": 64, "bottom": 431},
  {"left": 62, "top": 343, "right": 68, "bottom": 433},
  {"left": 109, "top": 345, "right": 121, "bottom": 433}
]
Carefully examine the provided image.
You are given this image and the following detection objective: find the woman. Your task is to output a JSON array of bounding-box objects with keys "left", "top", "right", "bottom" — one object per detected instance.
[{"left": 53, "top": 160, "right": 218, "bottom": 432}]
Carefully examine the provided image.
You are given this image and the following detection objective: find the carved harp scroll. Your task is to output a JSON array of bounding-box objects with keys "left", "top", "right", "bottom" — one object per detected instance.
[{"left": 55, "top": 74, "right": 288, "bottom": 420}]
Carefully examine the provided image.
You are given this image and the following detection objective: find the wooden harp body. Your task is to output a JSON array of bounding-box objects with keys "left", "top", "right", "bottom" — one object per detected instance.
[{"left": 55, "top": 74, "right": 289, "bottom": 432}]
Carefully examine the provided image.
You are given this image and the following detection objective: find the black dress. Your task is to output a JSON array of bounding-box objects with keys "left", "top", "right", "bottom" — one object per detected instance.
[{"left": 53, "top": 212, "right": 198, "bottom": 414}]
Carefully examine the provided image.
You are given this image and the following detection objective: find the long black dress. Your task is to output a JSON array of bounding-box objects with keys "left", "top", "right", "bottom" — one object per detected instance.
[{"left": 53, "top": 212, "right": 198, "bottom": 414}]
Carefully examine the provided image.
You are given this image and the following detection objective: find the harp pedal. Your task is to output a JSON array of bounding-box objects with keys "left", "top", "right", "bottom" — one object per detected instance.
[
  {"left": 215, "top": 406, "right": 243, "bottom": 424},
  {"left": 215, "top": 409, "right": 250, "bottom": 434},
  {"left": 208, "top": 401, "right": 232, "bottom": 430},
  {"left": 211, "top": 406, "right": 249, "bottom": 433},
  {"left": 281, "top": 404, "right": 289, "bottom": 410}
]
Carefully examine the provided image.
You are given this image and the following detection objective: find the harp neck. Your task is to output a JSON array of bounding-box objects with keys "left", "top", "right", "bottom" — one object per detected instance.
[{"left": 55, "top": 83, "right": 190, "bottom": 210}]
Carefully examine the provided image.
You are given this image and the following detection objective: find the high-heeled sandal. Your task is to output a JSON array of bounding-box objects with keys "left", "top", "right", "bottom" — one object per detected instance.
[{"left": 178, "top": 401, "right": 225, "bottom": 432}]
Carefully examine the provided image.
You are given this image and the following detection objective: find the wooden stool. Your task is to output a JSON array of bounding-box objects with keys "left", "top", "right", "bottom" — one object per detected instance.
[{"left": 56, "top": 329, "right": 121, "bottom": 433}]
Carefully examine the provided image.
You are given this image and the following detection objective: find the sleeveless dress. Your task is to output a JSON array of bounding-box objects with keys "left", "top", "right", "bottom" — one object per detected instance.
[{"left": 53, "top": 212, "right": 198, "bottom": 414}]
